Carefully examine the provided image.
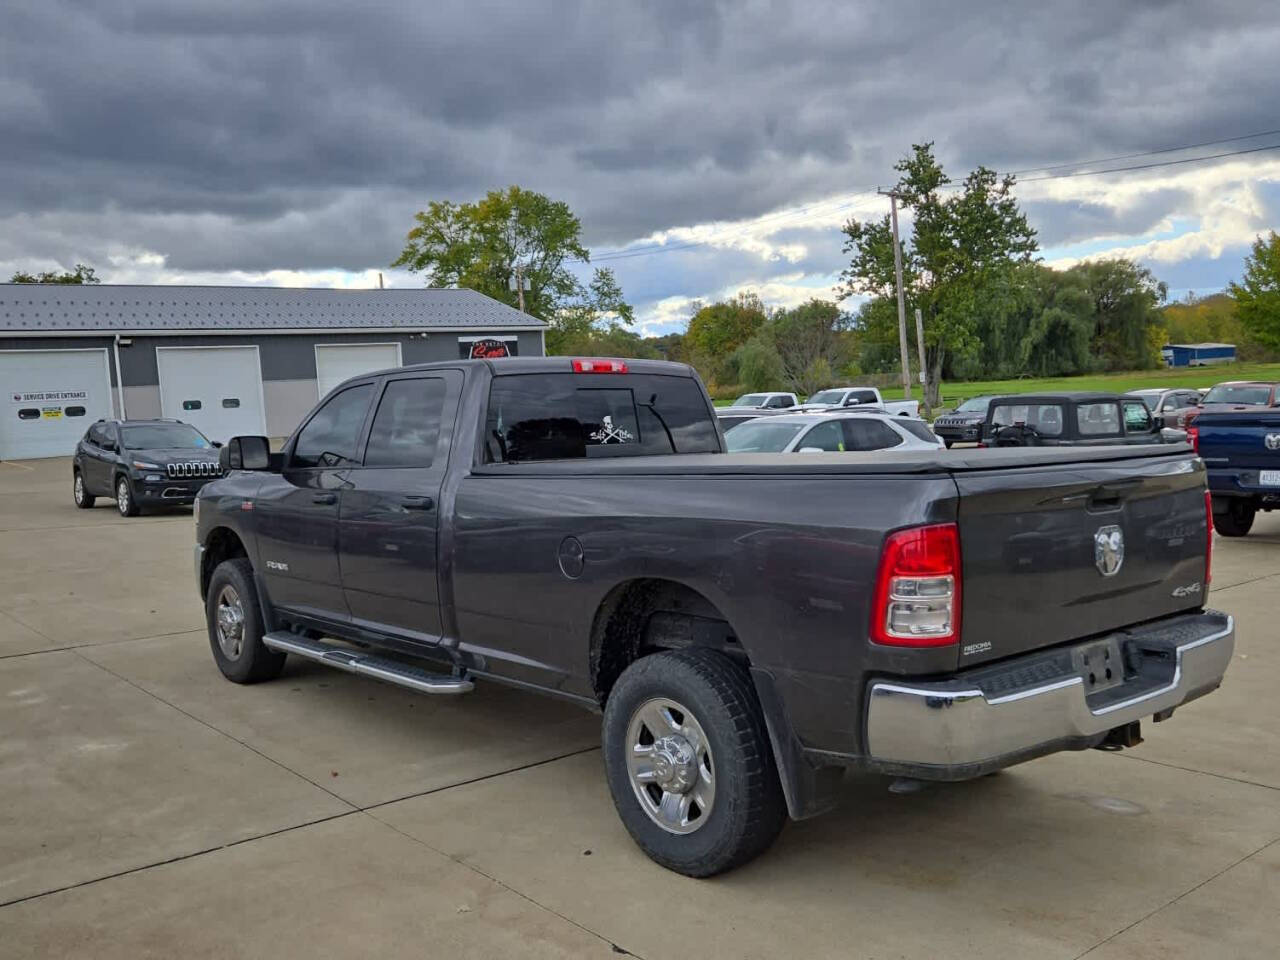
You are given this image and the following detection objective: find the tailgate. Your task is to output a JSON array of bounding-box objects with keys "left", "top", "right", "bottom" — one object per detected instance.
[
  {"left": 1197, "top": 412, "right": 1280, "bottom": 472},
  {"left": 954, "top": 454, "right": 1209, "bottom": 666}
]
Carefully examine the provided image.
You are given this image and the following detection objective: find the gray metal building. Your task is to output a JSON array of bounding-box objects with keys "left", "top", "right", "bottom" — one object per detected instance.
[{"left": 0, "top": 284, "right": 546, "bottom": 458}]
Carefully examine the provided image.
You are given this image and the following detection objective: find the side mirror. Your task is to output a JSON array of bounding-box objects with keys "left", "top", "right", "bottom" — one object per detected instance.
[
  {"left": 797, "top": 447, "right": 825, "bottom": 454},
  {"left": 211, "top": 440, "right": 223, "bottom": 449},
  {"left": 844, "top": 398, "right": 860, "bottom": 406},
  {"left": 219, "top": 435, "right": 272, "bottom": 471},
  {"left": 1160, "top": 427, "right": 1188, "bottom": 444}
]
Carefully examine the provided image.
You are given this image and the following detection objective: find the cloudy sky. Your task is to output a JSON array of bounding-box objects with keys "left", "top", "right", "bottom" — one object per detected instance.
[{"left": 3, "top": 0, "right": 1279, "bottom": 334}]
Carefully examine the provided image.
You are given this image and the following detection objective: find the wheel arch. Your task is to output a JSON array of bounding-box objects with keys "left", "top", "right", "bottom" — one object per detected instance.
[
  {"left": 200, "top": 525, "right": 250, "bottom": 600},
  {"left": 587, "top": 577, "right": 745, "bottom": 708}
]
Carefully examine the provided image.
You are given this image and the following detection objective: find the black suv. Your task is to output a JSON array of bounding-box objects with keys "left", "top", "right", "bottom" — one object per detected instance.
[
  {"left": 73, "top": 419, "right": 222, "bottom": 516},
  {"left": 980, "top": 392, "right": 1172, "bottom": 447}
]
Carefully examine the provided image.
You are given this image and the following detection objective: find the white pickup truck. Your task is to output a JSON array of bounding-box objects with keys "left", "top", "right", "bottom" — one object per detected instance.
[{"left": 796, "top": 386, "right": 920, "bottom": 418}]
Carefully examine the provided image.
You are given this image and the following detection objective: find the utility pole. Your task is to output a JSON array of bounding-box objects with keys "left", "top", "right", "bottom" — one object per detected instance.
[
  {"left": 879, "top": 188, "right": 911, "bottom": 400},
  {"left": 914, "top": 307, "right": 930, "bottom": 418},
  {"left": 512, "top": 265, "right": 527, "bottom": 313}
]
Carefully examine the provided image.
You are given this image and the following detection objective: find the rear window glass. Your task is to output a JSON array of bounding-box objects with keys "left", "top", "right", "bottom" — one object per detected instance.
[
  {"left": 990, "top": 403, "right": 1065, "bottom": 437},
  {"left": 1077, "top": 402, "right": 1122, "bottom": 436},
  {"left": 896, "top": 418, "right": 937, "bottom": 443},
  {"left": 842, "top": 418, "right": 902, "bottom": 450},
  {"left": 486, "top": 374, "right": 720, "bottom": 463}
]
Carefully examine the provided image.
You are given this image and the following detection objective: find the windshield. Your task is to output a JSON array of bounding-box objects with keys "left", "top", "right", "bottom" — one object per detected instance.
[
  {"left": 122, "top": 424, "right": 212, "bottom": 449},
  {"left": 956, "top": 396, "right": 991, "bottom": 412},
  {"left": 1202, "top": 384, "right": 1273, "bottom": 405},
  {"left": 807, "top": 390, "right": 846, "bottom": 405},
  {"left": 724, "top": 421, "right": 805, "bottom": 452},
  {"left": 733, "top": 394, "right": 767, "bottom": 407},
  {"left": 1130, "top": 393, "right": 1161, "bottom": 412}
]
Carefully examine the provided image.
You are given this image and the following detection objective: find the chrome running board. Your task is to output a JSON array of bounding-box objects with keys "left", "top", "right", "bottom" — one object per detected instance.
[{"left": 263, "top": 632, "right": 473, "bottom": 695}]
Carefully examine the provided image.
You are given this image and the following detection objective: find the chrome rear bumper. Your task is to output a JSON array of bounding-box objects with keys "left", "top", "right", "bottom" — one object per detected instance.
[{"left": 865, "top": 611, "right": 1234, "bottom": 777}]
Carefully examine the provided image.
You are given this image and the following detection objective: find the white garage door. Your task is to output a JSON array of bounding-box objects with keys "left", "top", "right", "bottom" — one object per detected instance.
[
  {"left": 1, "top": 349, "right": 114, "bottom": 460},
  {"left": 156, "top": 346, "right": 266, "bottom": 443},
  {"left": 315, "top": 343, "right": 402, "bottom": 399}
]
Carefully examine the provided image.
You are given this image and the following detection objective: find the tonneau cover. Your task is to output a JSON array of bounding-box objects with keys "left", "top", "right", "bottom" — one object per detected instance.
[{"left": 471, "top": 444, "right": 1195, "bottom": 477}]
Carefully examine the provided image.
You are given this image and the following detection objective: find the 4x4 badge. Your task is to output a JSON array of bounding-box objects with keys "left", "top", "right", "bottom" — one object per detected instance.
[{"left": 1094, "top": 525, "right": 1124, "bottom": 577}]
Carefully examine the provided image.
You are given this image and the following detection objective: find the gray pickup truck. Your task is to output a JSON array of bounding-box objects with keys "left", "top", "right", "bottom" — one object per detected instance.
[{"left": 194, "top": 357, "right": 1233, "bottom": 876}]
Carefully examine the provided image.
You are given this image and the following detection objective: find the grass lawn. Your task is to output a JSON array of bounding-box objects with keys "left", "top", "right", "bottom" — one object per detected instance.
[
  {"left": 711, "top": 362, "right": 1280, "bottom": 411},
  {"left": 886, "top": 362, "right": 1280, "bottom": 409}
]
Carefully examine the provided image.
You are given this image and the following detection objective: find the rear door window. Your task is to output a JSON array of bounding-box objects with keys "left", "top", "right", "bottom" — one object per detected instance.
[
  {"left": 485, "top": 374, "right": 720, "bottom": 463},
  {"left": 1077, "top": 402, "right": 1122, "bottom": 436},
  {"left": 797, "top": 421, "right": 845, "bottom": 451},
  {"left": 363, "top": 377, "right": 448, "bottom": 468}
]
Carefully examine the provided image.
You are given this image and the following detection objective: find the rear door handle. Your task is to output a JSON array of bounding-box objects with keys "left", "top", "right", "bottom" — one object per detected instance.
[
  {"left": 313, "top": 492, "right": 338, "bottom": 505},
  {"left": 400, "top": 496, "right": 435, "bottom": 511}
]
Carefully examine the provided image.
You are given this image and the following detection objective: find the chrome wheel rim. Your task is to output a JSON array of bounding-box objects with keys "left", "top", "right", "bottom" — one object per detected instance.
[
  {"left": 116, "top": 479, "right": 129, "bottom": 514},
  {"left": 625, "top": 697, "right": 715, "bottom": 835},
  {"left": 215, "top": 585, "right": 246, "bottom": 660},
  {"left": 74, "top": 474, "right": 85, "bottom": 504}
]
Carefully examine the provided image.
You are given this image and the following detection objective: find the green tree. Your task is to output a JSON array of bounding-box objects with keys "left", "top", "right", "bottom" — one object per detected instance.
[
  {"left": 545, "top": 267, "right": 642, "bottom": 356},
  {"left": 1075, "top": 258, "right": 1167, "bottom": 370},
  {"left": 10, "top": 264, "right": 100, "bottom": 284},
  {"left": 683, "top": 292, "right": 770, "bottom": 388},
  {"left": 729, "top": 334, "right": 786, "bottom": 392},
  {"left": 838, "top": 143, "right": 1038, "bottom": 406},
  {"left": 393, "top": 186, "right": 592, "bottom": 321},
  {"left": 765, "top": 299, "right": 854, "bottom": 395},
  {"left": 1230, "top": 231, "right": 1280, "bottom": 351}
]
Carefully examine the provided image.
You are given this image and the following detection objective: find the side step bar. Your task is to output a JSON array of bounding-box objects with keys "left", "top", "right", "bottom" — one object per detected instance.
[{"left": 262, "top": 632, "right": 473, "bottom": 695}]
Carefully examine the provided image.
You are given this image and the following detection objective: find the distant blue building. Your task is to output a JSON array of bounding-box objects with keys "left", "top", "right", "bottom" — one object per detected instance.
[{"left": 1161, "top": 343, "right": 1236, "bottom": 367}]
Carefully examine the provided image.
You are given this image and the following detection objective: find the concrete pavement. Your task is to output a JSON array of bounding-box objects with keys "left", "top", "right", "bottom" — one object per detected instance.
[{"left": 2, "top": 456, "right": 1277, "bottom": 958}]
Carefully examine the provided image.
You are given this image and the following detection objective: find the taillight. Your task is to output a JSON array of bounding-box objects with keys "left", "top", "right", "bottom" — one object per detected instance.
[
  {"left": 1186, "top": 425, "right": 1200, "bottom": 453},
  {"left": 870, "top": 523, "right": 961, "bottom": 646},
  {"left": 572, "top": 358, "right": 628, "bottom": 374},
  {"left": 1204, "top": 490, "right": 1214, "bottom": 586}
]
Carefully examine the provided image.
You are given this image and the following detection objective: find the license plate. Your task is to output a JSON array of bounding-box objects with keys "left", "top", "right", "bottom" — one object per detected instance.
[{"left": 1261, "top": 471, "right": 1280, "bottom": 486}]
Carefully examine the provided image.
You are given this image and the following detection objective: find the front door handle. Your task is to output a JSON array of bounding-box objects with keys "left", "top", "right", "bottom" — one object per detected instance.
[
  {"left": 400, "top": 496, "right": 434, "bottom": 511},
  {"left": 313, "top": 492, "right": 338, "bottom": 505}
]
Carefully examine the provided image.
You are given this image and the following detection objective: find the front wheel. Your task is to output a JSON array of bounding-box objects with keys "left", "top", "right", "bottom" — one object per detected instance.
[
  {"left": 1214, "top": 498, "right": 1256, "bottom": 537},
  {"left": 206, "top": 558, "right": 287, "bottom": 683},
  {"left": 73, "top": 470, "right": 96, "bottom": 509},
  {"left": 115, "top": 476, "right": 141, "bottom": 517},
  {"left": 602, "top": 649, "right": 786, "bottom": 877}
]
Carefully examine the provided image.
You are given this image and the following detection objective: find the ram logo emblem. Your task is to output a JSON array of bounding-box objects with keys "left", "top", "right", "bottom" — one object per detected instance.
[
  {"left": 1094, "top": 525, "right": 1124, "bottom": 577},
  {"left": 1265, "top": 433, "right": 1280, "bottom": 451}
]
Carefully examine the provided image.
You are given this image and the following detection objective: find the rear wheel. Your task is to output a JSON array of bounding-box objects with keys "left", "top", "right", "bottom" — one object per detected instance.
[
  {"left": 1214, "top": 497, "right": 1255, "bottom": 537},
  {"left": 206, "top": 558, "right": 287, "bottom": 683},
  {"left": 602, "top": 648, "right": 786, "bottom": 877},
  {"left": 115, "top": 475, "right": 141, "bottom": 517},
  {"left": 73, "top": 471, "right": 96, "bottom": 509}
]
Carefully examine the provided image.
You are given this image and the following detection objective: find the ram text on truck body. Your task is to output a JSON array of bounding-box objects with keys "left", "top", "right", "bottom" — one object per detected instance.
[{"left": 194, "top": 357, "right": 1233, "bottom": 876}]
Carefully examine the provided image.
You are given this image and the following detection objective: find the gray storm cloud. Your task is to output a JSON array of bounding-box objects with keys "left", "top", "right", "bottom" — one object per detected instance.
[{"left": 2, "top": 0, "right": 1278, "bottom": 277}]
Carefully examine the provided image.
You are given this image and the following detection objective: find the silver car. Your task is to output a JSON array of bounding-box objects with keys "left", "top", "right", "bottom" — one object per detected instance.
[{"left": 724, "top": 411, "right": 944, "bottom": 453}]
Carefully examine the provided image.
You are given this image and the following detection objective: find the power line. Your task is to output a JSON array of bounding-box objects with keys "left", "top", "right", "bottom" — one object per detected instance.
[
  {"left": 1008, "top": 127, "right": 1280, "bottom": 176},
  {"left": 584, "top": 130, "right": 1280, "bottom": 263},
  {"left": 1017, "top": 141, "right": 1280, "bottom": 182}
]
